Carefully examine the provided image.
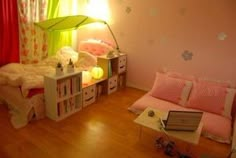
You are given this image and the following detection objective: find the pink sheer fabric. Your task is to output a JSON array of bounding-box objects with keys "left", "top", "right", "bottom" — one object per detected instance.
[{"left": 0, "top": 0, "right": 20, "bottom": 66}]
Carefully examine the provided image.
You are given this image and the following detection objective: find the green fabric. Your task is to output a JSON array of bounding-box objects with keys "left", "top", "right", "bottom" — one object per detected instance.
[
  {"left": 36, "top": 0, "right": 107, "bottom": 57},
  {"left": 35, "top": 14, "right": 106, "bottom": 56},
  {"left": 36, "top": 15, "right": 105, "bottom": 31},
  {"left": 46, "top": 0, "right": 72, "bottom": 56}
]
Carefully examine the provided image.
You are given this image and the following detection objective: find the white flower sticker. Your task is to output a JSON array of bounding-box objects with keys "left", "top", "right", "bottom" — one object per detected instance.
[
  {"left": 159, "top": 36, "right": 168, "bottom": 44},
  {"left": 217, "top": 32, "right": 227, "bottom": 40},
  {"left": 149, "top": 8, "right": 158, "bottom": 16},
  {"left": 126, "top": 6, "right": 132, "bottom": 14},
  {"left": 182, "top": 50, "right": 193, "bottom": 61}
]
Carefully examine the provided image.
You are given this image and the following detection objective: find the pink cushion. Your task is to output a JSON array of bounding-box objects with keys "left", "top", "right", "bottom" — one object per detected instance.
[
  {"left": 78, "top": 39, "right": 114, "bottom": 56},
  {"left": 129, "top": 93, "right": 194, "bottom": 113},
  {"left": 197, "top": 79, "right": 230, "bottom": 88},
  {"left": 186, "top": 81, "right": 226, "bottom": 114},
  {"left": 150, "top": 72, "right": 192, "bottom": 105},
  {"left": 202, "top": 111, "right": 232, "bottom": 143},
  {"left": 186, "top": 81, "right": 236, "bottom": 118},
  {"left": 167, "top": 71, "right": 196, "bottom": 81},
  {"left": 231, "top": 94, "right": 236, "bottom": 119}
]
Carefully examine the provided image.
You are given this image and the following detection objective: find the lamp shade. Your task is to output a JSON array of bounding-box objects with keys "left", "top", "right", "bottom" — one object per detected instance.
[
  {"left": 82, "top": 70, "right": 92, "bottom": 84},
  {"left": 91, "top": 66, "right": 104, "bottom": 80}
]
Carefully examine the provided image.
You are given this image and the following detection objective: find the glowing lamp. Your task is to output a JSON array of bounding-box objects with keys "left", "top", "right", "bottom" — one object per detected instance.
[
  {"left": 91, "top": 66, "right": 104, "bottom": 80},
  {"left": 82, "top": 70, "right": 92, "bottom": 84}
]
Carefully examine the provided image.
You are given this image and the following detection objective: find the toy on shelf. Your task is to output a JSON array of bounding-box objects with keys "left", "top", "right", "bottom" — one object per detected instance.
[
  {"left": 67, "top": 58, "right": 74, "bottom": 73},
  {"left": 56, "top": 62, "right": 63, "bottom": 76}
]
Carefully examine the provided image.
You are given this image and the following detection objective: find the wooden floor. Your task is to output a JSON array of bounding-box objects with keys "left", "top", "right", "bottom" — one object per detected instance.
[{"left": 0, "top": 87, "right": 231, "bottom": 158}]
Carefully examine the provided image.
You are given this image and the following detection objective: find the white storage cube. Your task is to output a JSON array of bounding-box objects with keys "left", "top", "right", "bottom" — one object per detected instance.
[
  {"left": 118, "top": 55, "right": 127, "bottom": 74},
  {"left": 108, "top": 75, "right": 118, "bottom": 94},
  {"left": 82, "top": 84, "right": 96, "bottom": 107}
]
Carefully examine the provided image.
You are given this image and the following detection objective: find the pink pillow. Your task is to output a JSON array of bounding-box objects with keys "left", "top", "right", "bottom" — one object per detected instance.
[
  {"left": 150, "top": 72, "right": 192, "bottom": 105},
  {"left": 167, "top": 71, "right": 195, "bottom": 81},
  {"left": 78, "top": 39, "right": 114, "bottom": 56},
  {"left": 186, "top": 81, "right": 236, "bottom": 118},
  {"left": 197, "top": 79, "right": 230, "bottom": 88},
  {"left": 201, "top": 112, "right": 232, "bottom": 143}
]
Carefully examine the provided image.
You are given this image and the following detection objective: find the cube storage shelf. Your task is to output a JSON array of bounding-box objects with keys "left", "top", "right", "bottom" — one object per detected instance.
[
  {"left": 82, "top": 54, "right": 127, "bottom": 107},
  {"left": 44, "top": 71, "right": 82, "bottom": 121},
  {"left": 97, "top": 53, "right": 127, "bottom": 92},
  {"left": 44, "top": 54, "right": 127, "bottom": 121}
]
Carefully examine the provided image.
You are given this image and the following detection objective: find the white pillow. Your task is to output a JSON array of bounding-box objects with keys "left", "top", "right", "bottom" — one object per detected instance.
[
  {"left": 74, "top": 51, "right": 97, "bottom": 69},
  {"left": 56, "top": 46, "right": 78, "bottom": 66},
  {"left": 179, "top": 81, "right": 193, "bottom": 106}
]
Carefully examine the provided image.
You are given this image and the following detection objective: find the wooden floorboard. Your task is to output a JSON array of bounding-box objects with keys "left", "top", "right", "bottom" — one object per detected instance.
[{"left": 0, "top": 87, "right": 231, "bottom": 158}]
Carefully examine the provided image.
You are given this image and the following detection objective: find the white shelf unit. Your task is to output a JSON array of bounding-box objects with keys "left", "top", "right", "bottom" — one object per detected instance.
[{"left": 44, "top": 71, "right": 82, "bottom": 121}]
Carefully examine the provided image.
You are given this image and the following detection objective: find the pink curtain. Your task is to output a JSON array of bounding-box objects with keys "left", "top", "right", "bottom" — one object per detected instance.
[{"left": 0, "top": 0, "right": 20, "bottom": 66}]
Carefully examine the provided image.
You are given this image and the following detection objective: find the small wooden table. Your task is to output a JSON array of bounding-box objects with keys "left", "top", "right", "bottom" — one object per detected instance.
[{"left": 134, "top": 107, "right": 203, "bottom": 145}]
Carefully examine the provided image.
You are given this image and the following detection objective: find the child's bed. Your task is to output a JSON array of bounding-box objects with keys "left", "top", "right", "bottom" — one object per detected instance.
[
  {"left": 0, "top": 62, "right": 55, "bottom": 128},
  {"left": 0, "top": 39, "right": 116, "bottom": 128},
  {"left": 0, "top": 85, "right": 45, "bottom": 128}
]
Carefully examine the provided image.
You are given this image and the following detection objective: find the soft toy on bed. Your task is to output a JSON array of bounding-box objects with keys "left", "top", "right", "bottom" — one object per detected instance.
[
  {"left": 78, "top": 39, "right": 115, "bottom": 56},
  {"left": 56, "top": 46, "right": 79, "bottom": 66},
  {"left": 55, "top": 46, "right": 97, "bottom": 70},
  {"left": 38, "top": 46, "right": 79, "bottom": 68},
  {"left": 74, "top": 51, "right": 97, "bottom": 70}
]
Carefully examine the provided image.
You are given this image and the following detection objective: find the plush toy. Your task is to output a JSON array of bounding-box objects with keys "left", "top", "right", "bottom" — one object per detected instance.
[{"left": 56, "top": 62, "right": 63, "bottom": 75}]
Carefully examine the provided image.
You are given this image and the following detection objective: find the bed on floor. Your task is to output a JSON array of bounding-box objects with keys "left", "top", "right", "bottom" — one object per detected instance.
[
  {"left": 0, "top": 85, "right": 45, "bottom": 128},
  {"left": 0, "top": 39, "right": 116, "bottom": 128},
  {"left": 0, "top": 62, "right": 55, "bottom": 128}
]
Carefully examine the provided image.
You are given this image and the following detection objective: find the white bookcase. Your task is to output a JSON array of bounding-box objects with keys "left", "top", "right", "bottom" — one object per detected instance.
[{"left": 44, "top": 71, "right": 82, "bottom": 121}]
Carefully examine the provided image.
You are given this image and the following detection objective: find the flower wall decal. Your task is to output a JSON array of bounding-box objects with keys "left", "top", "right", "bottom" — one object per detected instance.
[
  {"left": 147, "top": 39, "right": 155, "bottom": 45},
  {"left": 182, "top": 50, "right": 193, "bottom": 61},
  {"left": 217, "top": 32, "right": 227, "bottom": 40},
  {"left": 149, "top": 8, "right": 158, "bottom": 16},
  {"left": 126, "top": 6, "right": 132, "bottom": 14},
  {"left": 159, "top": 36, "right": 168, "bottom": 44}
]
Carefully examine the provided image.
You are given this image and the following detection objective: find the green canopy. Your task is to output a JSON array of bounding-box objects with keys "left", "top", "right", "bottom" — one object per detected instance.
[
  {"left": 35, "top": 15, "right": 106, "bottom": 31},
  {"left": 35, "top": 15, "right": 119, "bottom": 51}
]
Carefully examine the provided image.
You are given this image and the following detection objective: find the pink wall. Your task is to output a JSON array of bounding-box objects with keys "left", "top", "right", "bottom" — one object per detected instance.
[{"left": 78, "top": 0, "right": 236, "bottom": 90}]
